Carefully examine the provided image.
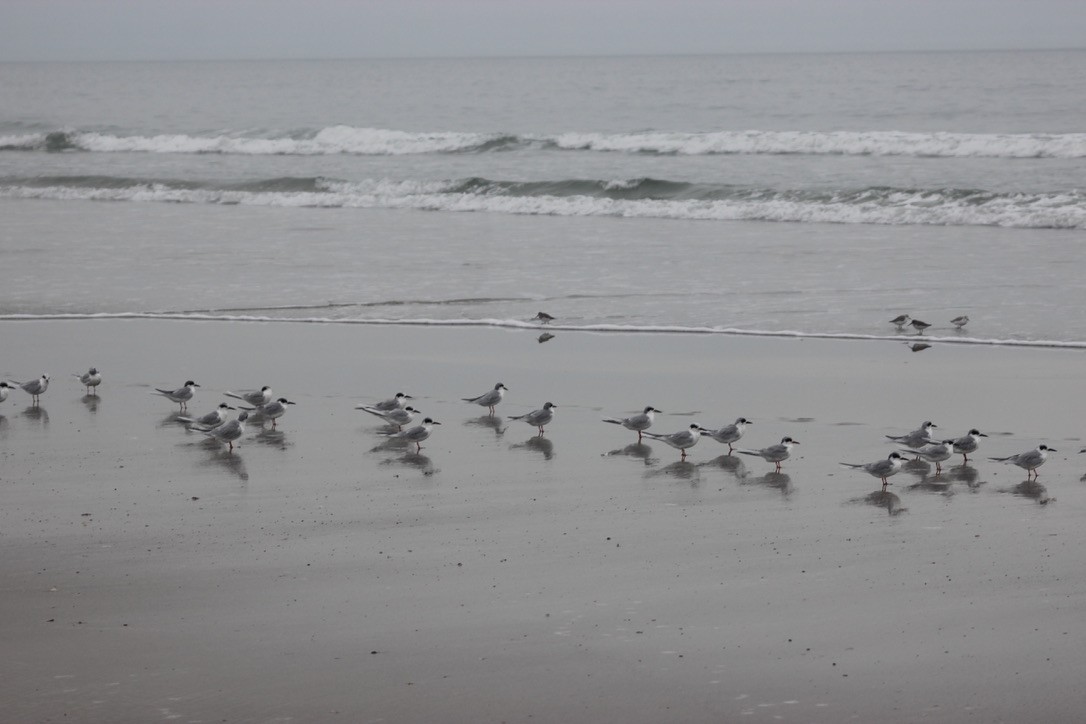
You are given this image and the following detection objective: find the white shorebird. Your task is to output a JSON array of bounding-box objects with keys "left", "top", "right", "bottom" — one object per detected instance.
[
  {"left": 381, "top": 417, "right": 441, "bottom": 452},
  {"left": 904, "top": 439, "right": 955, "bottom": 473},
  {"left": 372, "top": 392, "right": 413, "bottom": 412},
  {"left": 738, "top": 437, "right": 799, "bottom": 472},
  {"left": 244, "top": 397, "right": 295, "bottom": 428},
  {"left": 509, "top": 401, "right": 557, "bottom": 436},
  {"left": 951, "top": 428, "right": 988, "bottom": 463},
  {"left": 153, "top": 380, "right": 199, "bottom": 410},
  {"left": 889, "top": 314, "right": 911, "bottom": 330},
  {"left": 177, "top": 402, "right": 235, "bottom": 430},
  {"left": 841, "top": 452, "right": 907, "bottom": 490},
  {"left": 989, "top": 444, "right": 1055, "bottom": 480},
  {"left": 950, "top": 315, "right": 969, "bottom": 330},
  {"left": 700, "top": 417, "right": 752, "bottom": 453},
  {"left": 463, "top": 382, "right": 508, "bottom": 416},
  {"left": 644, "top": 423, "right": 705, "bottom": 461},
  {"left": 0, "top": 381, "right": 13, "bottom": 404},
  {"left": 200, "top": 411, "right": 248, "bottom": 451},
  {"left": 602, "top": 406, "right": 660, "bottom": 442},
  {"left": 886, "top": 421, "right": 938, "bottom": 452},
  {"left": 9, "top": 374, "right": 50, "bottom": 405},
  {"left": 74, "top": 367, "right": 102, "bottom": 394},
  {"left": 224, "top": 386, "right": 273, "bottom": 407},
  {"left": 356, "top": 404, "right": 421, "bottom": 430}
]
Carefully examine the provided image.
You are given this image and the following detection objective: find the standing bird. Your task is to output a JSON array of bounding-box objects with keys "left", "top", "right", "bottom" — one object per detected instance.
[
  {"left": 10, "top": 374, "right": 50, "bottom": 405},
  {"left": 989, "top": 444, "right": 1055, "bottom": 480},
  {"left": 534, "top": 311, "right": 555, "bottom": 324},
  {"left": 886, "top": 421, "right": 938, "bottom": 453},
  {"left": 509, "top": 402, "right": 557, "bottom": 436},
  {"left": 463, "top": 382, "right": 508, "bottom": 416},
  {"left": 224, "top": 385, "right": 273, "bottom": 407},
  {"left": 910, "top": 319, "right": 932, "bottom": 334},
  {"left": 380, "top": 417, "right": 441, "bottom": 453},
  {"left": 153, "top": 380, "right": 199, "bottom": 411},
  {"left": 738, "top": 437, "right": 799, "bottom": 472},
  {"left": 177, "top": 402, "right": 236, "bottom": 430},
  {"left": 200, "top": 411, "right": 248, "bottom": 452},
  {"left": 245, "top": 397, "right": 295, "bottom": 428},
  {"left": 356, "top": 404, "right": 421, "bottom": 430},
  {"left": 644, "top": 423, "right": 706, "bottom": 461},
  {"left": 372, "top": 392, "right": 414, "bottom": 412},
  {"left": 904, "top": 439, "right": 955, "bottom": 474},
  {"left": 950, "top": 315, "right": 969, "bottom": 330},
  {"left": 841, "top": 451, "right": 907, "bottom": 490},
  {"left": 74, "top": 367, "right": 102, "bottom": 395},
  {"left": 602, "top": 406, "right": 661, "bottom": 442},
  {"left": 700, "top": 417, "right": 752, "bottom": 453},
  {"left": 951, "top": 428, "right": 988, "bottom": 463},
  {"left": 0, "top": 381, "right": 14, "bottom": 404},
  {"left": 889, "top": 314, "right": 911, "bottom": 330}
]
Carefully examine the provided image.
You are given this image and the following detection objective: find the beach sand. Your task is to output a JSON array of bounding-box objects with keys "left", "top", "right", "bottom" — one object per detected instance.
[{"left": 2, "top": 319, "right": 1084, "bottom": 723}]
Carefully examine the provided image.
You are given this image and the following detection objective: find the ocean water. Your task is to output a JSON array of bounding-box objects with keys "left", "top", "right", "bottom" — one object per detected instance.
[{"left": 2, "top": 51, "right": 1085, "bottom": 346}]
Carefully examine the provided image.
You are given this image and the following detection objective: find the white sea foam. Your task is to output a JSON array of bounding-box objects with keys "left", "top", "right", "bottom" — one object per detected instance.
[
  {"left": 3, "top": 179, "right": 1084, "bottom": 229},
  {"left": 6, "top": 127, "right": 1086, "bottom": 158},
  {"left": 3, "top": 313, "right": 1083, "bottom": 350}
]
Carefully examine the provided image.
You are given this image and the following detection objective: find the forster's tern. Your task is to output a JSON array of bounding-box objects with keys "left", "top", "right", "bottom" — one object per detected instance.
[
  {"left": 509, "top": 402, "right": 557, "bottom": 436},
  {"left": 950, "top": 315, "right": 969, "bottom": 329},
  {"left": 463, "top": 382, "right": 508, "bottom": 416},
  {"left": 153, "top": 380, "right": 199, "bottom": 410},
  {"left": 644, "top": 423, "right": 705, "bottom": 460},
  {"left": 889, "top": 314, "right": 911, "bottom": 329},
  {"left": 243, "top": 398, "right": 295, "bottom": 428},
  {"left": 700, "top": 417, "right": 751, "bottom": 453},
  {"left": 886, "top": 421, "right": 938, "bottom": 450},
  {"left": 602, "top": 406, "right": 661, "bottom": 442},
  {"left": 372, "top": 392, "right": 413, "bottom": 412},
  {"left": 177, "top": 402, "right": 236, "bottom": 429},
  {"left": 201, "top": 411, "right": 248, "bottom": 451},
  {"left": 0, "top": 381, "right": 14, "bottom": 404},
  {"left": 903, "top": 439, "right": 955, "bottom": 473},
  {"left": 841, "top": 451, "right": 907, "bottom": 490},
  {"left": 910, "top": 319, "right": 932, "bottom": 334},
  {"left": 989, "top": 444, "right": 1055, "bottom": 480},
  {"left": 951, "top": 428, "right": 988, "bottom": 463},
  {"left": 356, "top": 404, "right": 421, "bottom": 429},
  {"left": 224, "top": 386, "right": 273, "bottom": 407},
  {"left": 380, "top": 417, "right": 441, "bottom": 452},
  {"left": 74, "top": 368, "right": 102, "bottom": 394},
  {"left": 9, "top": 374, "right": 50, "bottom": 405},
  {"left": 738, "top": 437, "right": 799, "bottom": 472},
  {"left": 534, "top": 311, "right": 555, "bottom": 324}
]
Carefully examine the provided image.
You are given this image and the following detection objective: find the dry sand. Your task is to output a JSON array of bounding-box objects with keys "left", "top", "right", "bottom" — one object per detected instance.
[{"left": 2, "top": 319, "right": 1085, "bottom": 723}]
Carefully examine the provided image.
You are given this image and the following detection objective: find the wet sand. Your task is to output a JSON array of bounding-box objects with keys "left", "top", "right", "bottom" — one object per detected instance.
[{"left": 2, "top": 319, "right": 1085, "bottom": 723}]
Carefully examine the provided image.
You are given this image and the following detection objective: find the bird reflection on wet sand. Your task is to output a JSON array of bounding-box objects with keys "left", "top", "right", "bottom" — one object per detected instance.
[
  {"left": 700, "top": 454, "right": 747, "bottom": 479},
  {"left": 741, "top": 471, "right": 793, "bottom": 496},
  {"left": 510, "top": 436, "right": 554, "bottom": 460},
  {"left": 464, "top": 415, "right": 505, "bottom": 437},
  {"left": 253, "top": 428, "right": 290, "bottom": 450},
  {"left": 380, "top": 452, "right": 437, "bottom": 475},
  {"left": 200, "top": 449, "right": 249, "bottom": 482},
  {"left": 863, "top": 489, "right": 905, "bottom": 515},
  {"left": 1008, "top": 479, "right": 1051, "bottom": 504},
  {"left": 604, "top": 442, "right": 657, "bottom": 466},
  {"left": 21, "top": 406, "right": 49, "bottom": 426},
  {"left": 81, "top": 394, "right": 101, "bottom": 413},
  {"left": 645, "top": 460, "right": 700, "bottom": 482}
]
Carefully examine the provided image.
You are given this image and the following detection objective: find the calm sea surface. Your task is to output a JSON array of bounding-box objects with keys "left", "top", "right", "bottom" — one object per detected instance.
[{"left": 2, "top": 51, "right": 1084, "bottom": 345}]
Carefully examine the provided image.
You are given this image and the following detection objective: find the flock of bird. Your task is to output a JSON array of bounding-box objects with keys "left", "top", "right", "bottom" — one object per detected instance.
[
  {"left": 4, "top": 368, "right": 1070, "bottom": 497},
  {"left": 890, "top": 313, "right": 969, "bottom": 334}
]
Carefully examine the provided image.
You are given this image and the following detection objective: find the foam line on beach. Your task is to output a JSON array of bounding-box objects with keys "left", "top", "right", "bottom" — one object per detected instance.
[{"left": 3, "top": 312, "right": 1084, "bottom": 350}]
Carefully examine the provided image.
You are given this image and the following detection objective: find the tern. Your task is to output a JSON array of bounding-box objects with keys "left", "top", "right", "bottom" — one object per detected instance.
[
  {"left": 153, "top": 380, "right": 199, "bottom": 410},
  {"left": 372, "top": 392, "right": 413, "bottom": 412},
  {"left": 903, "top": 439, "right": 955, "bottom": 473},
  {"left": 200, "top": 411, "right": 248, "bottom": 451},
  {"left": 700, "top": 417, "right": 751, "bottom": 453},
  {"left": 602, "top": 406, "right": 660, "bottom": 442},
  {"left": 356, "top": 404, "right": 421, "bottom": 430},
  {"left": 738, "top": 437, "right": 799, "bottom": 472},
  {"left": 74, "top": 368, "right": 102, "bottom": 394},
  {"left": 989, "top": 444, "right": 1055, "bottom": 480},
  {"left": 224, "top": 386, "right": 273, "bottom": 407},
  {"left": 841, "top": 452, "right": 907, "bottom": 490},
  {"left": 380, "top": 417, "right": 441, "bottom": 452},
  {"left": 509, "top": 402, "right": 557, "bottom": 436},
  {"left": 951, "top": 428, "right": 988, "bottom": 463},
  {"left": 644, "top": 423, "right": 706, "bottom": 461},
  {"left": 463, "top": 382, "right": 508, "bottom": 416},
  {"left": 9, "top": 374, "right": 50, "bottom": 405},
  {"left": 177, "top": 402, "right": 235, "bottom": 430}
]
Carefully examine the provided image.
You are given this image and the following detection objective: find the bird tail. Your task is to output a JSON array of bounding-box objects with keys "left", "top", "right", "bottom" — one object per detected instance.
[
  {"left": 988, "top": 456, "right": 1012, "bottom": 463},
  {"left": 839, "top": 462, "right": 863, "bottom": 469},
  {"left": 223, "top": 391, "right": 246, "bottom": 401},
  {"left": 601, "top": 418, "right": 623, "bottom": 425},
  {"left": 356, "top": 406, "right": 386, "bottom": 418}
]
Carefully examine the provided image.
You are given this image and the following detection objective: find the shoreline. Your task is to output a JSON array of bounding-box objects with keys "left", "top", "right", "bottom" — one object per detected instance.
[
  {"left": 3, "top": 313, "right": 1085, "bottom": 350},
  {"left": 3, "top": 318, "right": 1084, "bottom": 723}
]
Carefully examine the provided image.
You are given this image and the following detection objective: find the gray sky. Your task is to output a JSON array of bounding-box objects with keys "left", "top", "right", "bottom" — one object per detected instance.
[{"left": 3, "top": 0, "right": 1084, "bottom": 62}]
